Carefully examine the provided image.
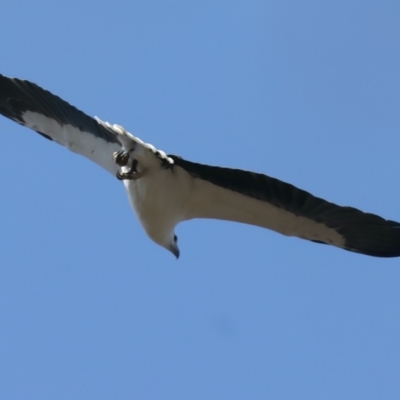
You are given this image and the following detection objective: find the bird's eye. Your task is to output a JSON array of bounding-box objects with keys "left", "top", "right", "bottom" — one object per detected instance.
[{"left": 174, "top": 235, "right": 178, "bottom": 242}]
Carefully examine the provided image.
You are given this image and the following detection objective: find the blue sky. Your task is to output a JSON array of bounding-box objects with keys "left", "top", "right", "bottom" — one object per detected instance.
[{"left": 1, "top": 1, "right": 400, "bottom": 399}]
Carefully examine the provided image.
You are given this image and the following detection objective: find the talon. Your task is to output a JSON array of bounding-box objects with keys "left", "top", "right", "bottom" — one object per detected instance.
[
  {"left": 113, "top": 150, "right": 130, "bottom": 166},
  {"left": 116, "top": 171, "right": 143, "bottom": 181},
  {"left": 128, "top": 159, "right": 139, "bottom": 174},
  {"left": 116, "top": 170, "right": 134, "bottom": 180},
  {"left": 116, "top": 158, "right": 143, "bottom": 181},
  {"left": 131, "top": 171, "right": 143, "bottom": 180}
]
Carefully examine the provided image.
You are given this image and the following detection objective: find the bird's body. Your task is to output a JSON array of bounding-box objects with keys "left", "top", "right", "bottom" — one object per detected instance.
[
  {"left": 1, "top": 74, "right": 399, "bottom": 258},
  {"left": 123, "top": 152, "right": 192, "bottom": 256}
]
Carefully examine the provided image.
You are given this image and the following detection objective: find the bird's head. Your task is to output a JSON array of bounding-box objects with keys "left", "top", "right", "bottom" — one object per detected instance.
[
  {"left": 152, "top": 230, "right": 179, "bottom": 259},
  {"left": 143, "top": 223, "right": 180, "bottom": 259},
  {"left": 165, "top": 232, "right": 180, "bottom": 259}
]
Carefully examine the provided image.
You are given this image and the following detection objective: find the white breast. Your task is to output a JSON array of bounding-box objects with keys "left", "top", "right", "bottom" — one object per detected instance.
[{"left": 123, "top": 165, "right": 193, "bottom": 245}]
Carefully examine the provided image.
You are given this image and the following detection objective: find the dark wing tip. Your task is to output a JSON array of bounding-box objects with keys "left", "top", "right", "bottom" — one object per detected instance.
[
  {"left": 0, "top": 74, "right": 119, "bottom": 144},
  {"left": 338, "top": 213, "right": 400, "bottom": 258},
  {"left": 0, "top": 75, "right": 25, "bottom": 123}
]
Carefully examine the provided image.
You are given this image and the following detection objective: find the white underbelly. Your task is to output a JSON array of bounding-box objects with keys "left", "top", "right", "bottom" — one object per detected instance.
[{"left": 123, "top": 166, "right": 193, "bottom": 241}]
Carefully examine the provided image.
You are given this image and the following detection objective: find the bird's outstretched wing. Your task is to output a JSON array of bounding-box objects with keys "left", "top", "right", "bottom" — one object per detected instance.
[
  {"left": 171, "top": 156, "right": 400, "bottom": 257},
  {"left": 0, "top": 74, "right": 122, "bottom": 174}
]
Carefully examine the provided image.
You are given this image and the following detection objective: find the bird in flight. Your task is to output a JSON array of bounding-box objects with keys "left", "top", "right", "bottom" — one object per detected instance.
[{"left": 0, "top": 74, "right": 399, "bottom": 258}]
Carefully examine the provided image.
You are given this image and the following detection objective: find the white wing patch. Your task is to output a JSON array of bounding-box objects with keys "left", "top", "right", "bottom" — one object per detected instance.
[
  {"left": 21, "top": 107, "right": 174, "bottom": 177},
  {"left": 185, "top": 174, "right": 346, "bottom": 247},
  {"left": 22, "top": 111, "right": 122, "bottom": 174}
]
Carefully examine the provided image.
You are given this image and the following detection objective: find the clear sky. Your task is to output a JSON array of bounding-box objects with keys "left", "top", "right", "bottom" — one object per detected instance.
[{"left": 1, "top": 1, "right": 400, "bottom": 399}]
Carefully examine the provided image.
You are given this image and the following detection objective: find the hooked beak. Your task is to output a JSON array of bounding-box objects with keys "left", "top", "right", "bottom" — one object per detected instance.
[{"left": 171, "top": 246, "right": 180, "bottom": 259}]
